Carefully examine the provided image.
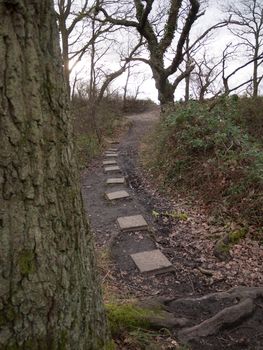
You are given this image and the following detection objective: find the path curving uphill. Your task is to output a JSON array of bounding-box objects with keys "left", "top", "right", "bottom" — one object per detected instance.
[{"left": 81, "top": 109, "right": 263, "bottom": 350}]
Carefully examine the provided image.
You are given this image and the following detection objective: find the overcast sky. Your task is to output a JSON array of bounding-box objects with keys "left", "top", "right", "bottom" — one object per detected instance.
[{"left": 68, "top": 0, "right": 262, "bottom": 103}]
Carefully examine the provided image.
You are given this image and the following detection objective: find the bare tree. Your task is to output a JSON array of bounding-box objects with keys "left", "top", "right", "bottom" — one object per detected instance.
[
  {"left": 122, "top": 62, "right": 148, "bottom": 110},
  {"left": 181, "top": 30, "right": 215, "bottom": 101},
  {"left": 56, "top": 0, "right": 114, "bottom": 95},
  {"left": 133, "top": 73, "right": 148, "bottom": 100},
  {"left": 191, "top": 39, "right": 263, "bottom": 100},
  {"left": 123, "top": 62, "right": 132, "bottom": 110},
  {"left": 84, "top": 18, "right": 143, "bottom": 141},
  {"left": 95, "top": 0, "right": 202, "bottom": 105},
  {"left": 226, "top": 0, "right": 263, "bottom": 96},
  {"left": 191, "top": 53, "right": 223, "bottom": 100},
  {"left": 95, "top": 0, "right": 231, "bottom": 105},
  {"left": 220, "top": 43, "right": 263, "bottom": 95}
]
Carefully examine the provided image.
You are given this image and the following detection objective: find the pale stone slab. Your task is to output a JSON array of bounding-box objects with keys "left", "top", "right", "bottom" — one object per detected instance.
[
  {"left": 106, "top": 177, "right": 125, "bottom": 185},
  {"left": 105, "top": 153, "right": 118, "bottom": 157},
  {"left": 105, "top": 190, "right": 130, "bottom": 201},
  {"left": 103, "top": 160, "right": 117, "bottom": 165},
  {"left": 117, "top": 215, "right": 148, "bottom": 232},
  {"left": 104, "top": 165, "right": 121, "bottom": 173},
  {"left": 130, "top": 250, "right": 174, "bottom": 275},
  {"left": 108, "top": 147, "right": 118, "bottom": 152}
]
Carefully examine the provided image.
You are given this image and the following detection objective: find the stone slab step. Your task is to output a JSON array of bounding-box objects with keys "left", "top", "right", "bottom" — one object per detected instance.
[
  {"left": 103, "top": 160, "right": 117, "bottom": 165},
  {"left": 106, "top": 177, "right": 125, "bottom": 185},
  {"left": 117, "top": 215, "right": 148, "bottom": 232},
  {"left": 105, "top": 190, "right": 130, "bottom": 201},
  {"left": 104, "top": 165, "right": 121, "bottom": 173},
  {"left": 105, "top": 153, "right": 118, "bottom": 157},
  {"left": 130, "top": 250, "right": 174, "bottom": 275},
  {"left": 108, "top": 147, "right": 118, "bottom": 152}
]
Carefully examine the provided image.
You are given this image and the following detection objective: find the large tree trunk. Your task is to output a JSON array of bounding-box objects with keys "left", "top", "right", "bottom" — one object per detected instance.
[
  {"left": 0, "top": 1, "right": 109, "bottom": 349},
  {"left": 154, "top": 75, "right": 175, "bottom": 106}
]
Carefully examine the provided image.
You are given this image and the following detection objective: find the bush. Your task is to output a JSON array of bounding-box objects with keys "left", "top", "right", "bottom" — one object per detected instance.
[
  {"left": 235, "top": 96, "right": 263, "bottom": 144},
  {"left": 145, "top": 97, "right": 263, "bottom": 226}
]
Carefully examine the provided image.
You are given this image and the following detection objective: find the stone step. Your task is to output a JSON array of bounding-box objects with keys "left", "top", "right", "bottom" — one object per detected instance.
[
  {"left": 109, "top": 141, "right": 119, "bottom": 145},
  {"left": 117, "top": 215, "right": 148, "bottom": 232},
  {"left": 106, "top": 177, "right": 125, "bottom": 185},
  {"left": 104, "top": 165, "right": 121, "bottom": 173},
  {"left": 130, "top": 249, "right": 174, "bottom": 275},
  {"left": 108, "top": 147, "right": 118, "bottom": 152},
  {"left": 105, "top": 190, "right": 130, "bottom": 201},
  {"left": 105, "top": 153, "right": 118, "bottom": 157},
  {"left": 103, "top": 160, "right": 117, "bottom": 165}
]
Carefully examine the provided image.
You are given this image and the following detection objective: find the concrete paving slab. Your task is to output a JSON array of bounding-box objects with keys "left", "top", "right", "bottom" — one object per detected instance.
[
  {"left": 105, "top": 190, "right": 130, "bottom": 201},
  {"left": 130, "top": 249, "right": 174, "bottom": 275},
  {"left": 117, "top": 215, "right": 148, "bottom": 232},
  {"left": 106, "top": 177, "right": 125, "bottom": 185},
  {"left": 104, "top": 165, "right": 121, "bottom": 173},
  {"left": 103, "top": 160, "right": 117, "bottom": 165},
  {"left": 105, "top": 153, "right": 118, "bottom": 157}
]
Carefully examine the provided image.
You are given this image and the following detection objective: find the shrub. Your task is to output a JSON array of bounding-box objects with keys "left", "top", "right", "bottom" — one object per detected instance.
[{"left": 145, "top": 97, "right": 263, "bottom": 226}]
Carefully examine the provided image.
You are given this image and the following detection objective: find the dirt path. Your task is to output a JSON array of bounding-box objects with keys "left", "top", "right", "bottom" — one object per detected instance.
[
  {"left": 81, "top": 110, "right": 193, "bottom": 298},
  {"left": 81, "top": 110, "right": 263, "bottom": 350}
]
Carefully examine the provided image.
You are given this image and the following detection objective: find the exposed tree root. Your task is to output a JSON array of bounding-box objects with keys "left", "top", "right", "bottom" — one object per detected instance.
[
  {"left": 178, "top": 298, "right": 254, "bottom": 341},
  {"left": 137, "top": 297, "right": 190, "bottom": 329},
  {"left": 168, "top": 286, "right": 263, "bottom": 311},
  {"left": 138, "top": 287, "right": 263, "bottom": 342}
]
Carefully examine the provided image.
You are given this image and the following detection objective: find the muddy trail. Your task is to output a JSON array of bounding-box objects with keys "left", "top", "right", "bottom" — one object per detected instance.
[{"left": 81, "top": 111, "right": 263, "bottom": 350}]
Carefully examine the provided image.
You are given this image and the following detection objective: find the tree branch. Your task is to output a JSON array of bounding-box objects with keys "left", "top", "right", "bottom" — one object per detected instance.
[
  {"left": 159, "top": 0, "right": 182, "bottom": 54},
  {"left": 166, "top": 0, "right": 200, "bottom": 77}
]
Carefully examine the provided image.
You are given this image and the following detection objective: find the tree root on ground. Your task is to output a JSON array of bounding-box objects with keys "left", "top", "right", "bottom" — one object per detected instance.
[
  {"left": 138, "top": 286, "right": 263, "bottom": 342},
  {"left": 178, "top": 297, "right": 254, "bottom": 341}
]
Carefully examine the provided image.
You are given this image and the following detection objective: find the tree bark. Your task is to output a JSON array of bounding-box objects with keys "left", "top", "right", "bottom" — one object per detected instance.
[
  {"left": 0, "top": 1, "right": 109, "bottom": 348},
  {"left": 153, "top": 71, "right": 175, "bottom": 105},
  {"left": 184, "top": 36, "right": 190, "bottom": 102},
  {"left": 123, "top": 64, "right": 131, "bottom": 111},
  {"left": 253, "top": 42, "right": 259, "bottom": 97},
  {"left": 61, "top": 26, "right": 71, "bottom": 97}
]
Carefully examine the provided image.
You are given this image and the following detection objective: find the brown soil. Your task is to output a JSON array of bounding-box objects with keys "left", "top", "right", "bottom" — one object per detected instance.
[{"left": 81, "top": 110, "right": 263, "bottom": 350}]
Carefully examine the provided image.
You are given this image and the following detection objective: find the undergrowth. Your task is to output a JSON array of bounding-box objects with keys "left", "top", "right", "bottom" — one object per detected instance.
[
  {"left": 144, "top": 96, "right": 263, "bottom": 227},
  {"left": 75, "top": 133, "right": 102, "bottom": 168},
  {"left": 105, "top": 301, "right": 179, "bottom": 350},
  {"left": 106, "top": 303, "right": 152, "bottom": 336},
  {"left": 73, "top": 94, "right": 155, "bottom": 168},
  {"left": 72, "top": 95, "right": 124, "bottom": 168}
]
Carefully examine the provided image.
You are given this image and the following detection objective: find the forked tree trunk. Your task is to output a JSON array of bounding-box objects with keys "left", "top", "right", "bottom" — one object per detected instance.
[
  {"left": 0, "top": 1, "right": 109, "bottom": 348},
  {"left": 154, "top": 76, "right": 175, "bottom": 106}
]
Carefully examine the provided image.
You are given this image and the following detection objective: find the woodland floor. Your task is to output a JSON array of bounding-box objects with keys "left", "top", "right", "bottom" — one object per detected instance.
[{"left": 81, "top": 110, "right": 263, "bottom": 350}]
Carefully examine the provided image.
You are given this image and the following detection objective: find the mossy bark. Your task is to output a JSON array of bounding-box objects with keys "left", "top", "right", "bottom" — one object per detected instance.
[{"left": 0, "top": 1, "right": 109, "bottom": 348}]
